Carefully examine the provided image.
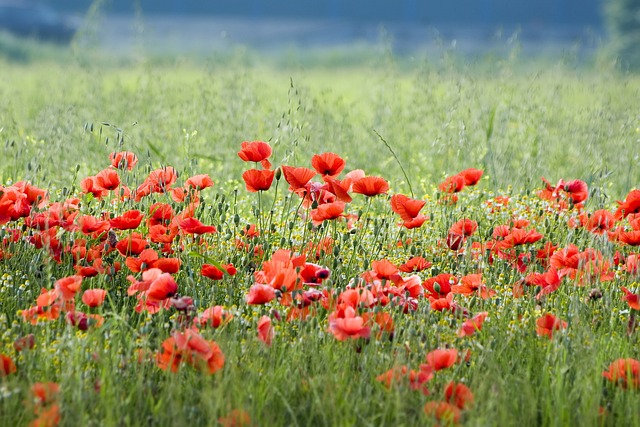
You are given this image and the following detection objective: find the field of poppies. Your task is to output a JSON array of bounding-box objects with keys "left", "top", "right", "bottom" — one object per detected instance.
[{"left": 1, "top": 54, "right": 640, "bottom": 426}]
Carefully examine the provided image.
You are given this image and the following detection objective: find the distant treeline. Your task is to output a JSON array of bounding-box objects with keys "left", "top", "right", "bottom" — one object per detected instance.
[{"left": 45, "top": 0, "right": 604, "bottom": 27}]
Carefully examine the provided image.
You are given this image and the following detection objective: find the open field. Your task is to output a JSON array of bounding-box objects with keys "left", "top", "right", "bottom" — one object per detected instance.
[{"left": 1, "top": 50, "right": 640, "bottom": 426}]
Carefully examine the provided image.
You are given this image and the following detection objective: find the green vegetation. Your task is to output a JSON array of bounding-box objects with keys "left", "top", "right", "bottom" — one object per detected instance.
[
  {"left": 607, "top": 0, "right": 640, "bottom": 69},
  {"left": 0, "top": 48, "right": 639, "bottom": 426}
]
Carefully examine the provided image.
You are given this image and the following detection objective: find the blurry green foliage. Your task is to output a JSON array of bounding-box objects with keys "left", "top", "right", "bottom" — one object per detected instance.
[{"left": 606, "top": 0, "right": 640, "bottom": 69}]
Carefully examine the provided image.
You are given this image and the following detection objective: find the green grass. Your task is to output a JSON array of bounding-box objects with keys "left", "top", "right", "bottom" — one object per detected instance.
[{"left": 1, "top": 47, "right": 640, "bottom": 426}]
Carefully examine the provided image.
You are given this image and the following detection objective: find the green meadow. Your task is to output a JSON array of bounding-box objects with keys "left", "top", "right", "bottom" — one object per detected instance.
[{"left": 1, "top": 40, "right": 640, "bottom": 426}]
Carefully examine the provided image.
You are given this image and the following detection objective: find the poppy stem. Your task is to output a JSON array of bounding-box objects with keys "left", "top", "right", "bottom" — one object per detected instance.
[
  {"left": 373, "top": 129, "right": 414, "bottom": 198},
  {"left": 345, "top": 198, "right": 372, "bottom": 271}
]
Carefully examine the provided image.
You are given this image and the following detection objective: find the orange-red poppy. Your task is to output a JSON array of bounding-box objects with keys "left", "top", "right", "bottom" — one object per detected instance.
[
  {"left": 196, "top": 306, "right": 233, "bottom": 328},
  {"left": 281, "top": 165, "right": 317, "bottom": 191},
  {"left": 324, "top": 177, "right": 353, "bottom": 203},
  {"left": 602, "top": 358, "right": 640, "bottom": 389},
  {"left": 425, "top": 348, "right": 458, "bottom": 371},
  {"left": 445, "top": 381, "right": 474, "bottom": 410},
  {"left": 352, "top": 176, "right": 389, "bottom": 197},
  {"left": 242, "top": 169, "right": 275, "bottom": 192},
  {"left": 238, "top": 141, "right": 272, "bottom": 169},
  {"left": 0, "top": 354, "right": 16, "bottom": 376},
  {"left": 536, "top": 313, "right": 567, "bottom": 338},
  {"left": 458, "top": 312, "right": 488, "bottom": 337},
  {"left": 328, "top": 306, "right": 371, "bottom": 341},
  {"left": 115, "top": 233, "right": 148, "bottom": 256},
  {"left": 110, "top": 151, "right": 138, "bottom": 170},
  {"left": 310, "top": 201, "right": 345, "bottom": 224},
  {"left": 109, "top": 210, "right": 144, "bottom": 230},
  {"left": 157, "top": 328, "right": 225, "bottom": 374},
  {"left": 246, "top": 284, "right": 276, "bottom": 305},
  {"left": 424, "top": 401, "right": 462, "bottom": 424},
  {"left": 201, "top": 263, "right": 236, "bottom": 280},
  {"left": 54, "top": 275, "right": 83, "bottom": 300},
  {"left": 311, "top": 152, "right": 346, "bottom": 178},
  {"left": 184, "top": 174, "right": 214, "bottom": 190},
  {"left": 439, "top": 174, "right": 466, "bottom": 193},
  {"left": 584, "top": 209, "right": 615, "bottom": 234},
  {"left": 621, "top": 287, "right": 640, "bottom": 310},
  {"left": 620, "top": 230, "right": 640, "bottom": 246},
  {"left": 179, "top": 217, "right": 217, "bottom": 235},
  {"left": 398, "top": 256, "right": 431, "bottom": 273},
  {"left": 257, "top": 315, "right": 274, "bottom": 346},
  {"left": 459, "top": 168, "right": 483, "bottom": 186},
  {"left": 82, "top": 289, "right": 107, "bottom": 307},
  {"left": 80, "top": 176, "right": 109, "bottom": 199},
  {"left": 94, "top": 168, "right": 121, "bottom": 191}
]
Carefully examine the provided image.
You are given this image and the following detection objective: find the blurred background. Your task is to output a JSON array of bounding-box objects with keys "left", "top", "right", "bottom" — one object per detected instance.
[{"left": 1, "top": 0, "right": 623, "bottom": 65}]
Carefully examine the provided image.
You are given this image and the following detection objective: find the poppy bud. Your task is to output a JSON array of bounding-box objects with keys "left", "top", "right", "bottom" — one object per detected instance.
[
  {"left": 433, "top": 283, "right": 441, "bottom": 294},
  {"left": 275, "top": 167, "right": 282, "bottom": 181}
]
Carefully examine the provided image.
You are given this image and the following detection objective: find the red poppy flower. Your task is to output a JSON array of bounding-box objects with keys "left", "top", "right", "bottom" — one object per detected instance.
[
  {"left": 54, "top": 275, "right": 83, "bottom": 300},
  {"left": 459, "top": 168, "right": 483, "bottom": 186},
  {"left": 77, "top": 215, "right": 111, "bottom": 236},
  {"left": 424, "top": 401, "right": 462, "bottom": 424},
  {"left": 311, "top": 201, "right": 346, "bottom": 224},
  {"left": 536, "top": 313, "right": 567, "bottom": 338},
  {"left": 257, "top": 315, "right": 274, "bottom": 346},
  {"left": 94, "top": 168, "right": 121, "bottom": 191},
  {"left": 184, "top": 174, "right": 214, "bottom": 190},
  {"left": 242, "top": 169, "right": 275, "bottom": 192},
  {"left": 560, "top": 179, "right": 589, "bottom": 204},
  {"left": 153, "top": 257, "right": 181, "bottom": 274},
  {"left": 458, "top": 312, "right": 488, "bottom": 337},
  {"left": 602, "top": 358, "right": 640, "bottom": 389},
  {"left": 439, "top": 174, "right": 466, "bottom": 193},
  {"left": 390, "top": 194, "right": 428, "bottom": 228},
  {"left": 445, "top": 382, "right": 474, "bottom": 410},
  {"left": 157, "top": 329, "right": 225, "bottom": 374},
  {"left": 370, "top": 259, "right": 399, "bottom": 281},
  {"left": 148, "top": 203, "right": 174, "bottom": 227},
  {"left": 426, "top": 348, "right": 458, "bottom": 371},
  {"left": 201, "top": 263, "right": 236, "bottom": 280},
  {"left": 146, "top": 273, "right": 178, "bottom": 301},
  {"left": 311, "top": 152, "right": 346, "bottom": 178},
  {"left": 110, "top": 151, "right": 138, "bottom": 170},
  {"left": 527, "top": 267, "right": 562, "bottom": 299},
  {"left": 398, "top": 256, "right": 432, "bottom": 273},
  {"left": 584, "top": 209, "right": 615, "bottom": 234},
  {"left": 324, "top": 177, "right": 353, "bottom": 203},
  {"left": 352, "top": 176, "right": 389, "bottom": 197},
  {"left": 424, "top": 274, "right": 457, "bottom": 298},
  {"left": 620, "top": 231, "right": 640, "bottom": 246},
  {"left": 110, "top": 210, "right": 144, "bottom": 230},
  {"left": 281, "top": 165, "right": 317, "bottom": 191},
  {"left": 116, "top": 233, "right": 148, "bottom": 256},
  {"left": 147, "top": 167, "right": 179, "bottom": 192},
  {"left": 0, "top": 354, "right": 16, "bottom": 376},
  {"left": 621, "top": 287, "right": 640, "bottom": 310},
  {"left": 246, "top": 284, "right": 276, "bottom": 305},
  {"left": 238, "top": 141, "right": 272, "bottom": 169},
  {"left": 80, "top": 176, "right": 109, "bottom": 198},
  {"left": 328, "top": 306, "right": 370, "bottom": 341},
  {"left": 82, "top": 289, "right": 107, "bottom": 307},
  {"left": 179, "top": 217, "right": 217, "bottom": 235},
  {"left": 390, "top": 194, "right": 425, "bottom": 220},
  {"left": 197, "top": 306, "right": 233, "bottom": 328}
]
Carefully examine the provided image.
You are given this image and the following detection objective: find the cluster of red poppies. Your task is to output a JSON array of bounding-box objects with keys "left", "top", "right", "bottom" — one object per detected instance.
[{"left": 2, "top": 139, "right": 640, "bottom": 425}]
